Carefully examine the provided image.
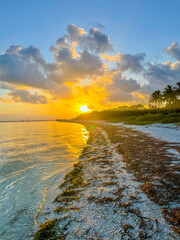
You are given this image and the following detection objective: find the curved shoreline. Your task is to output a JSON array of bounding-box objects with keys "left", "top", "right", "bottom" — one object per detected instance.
[{"left": 33, "top": 122, "right": 180, "bottom": 239}]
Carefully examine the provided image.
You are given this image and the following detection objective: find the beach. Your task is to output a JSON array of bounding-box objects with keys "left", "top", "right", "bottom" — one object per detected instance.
[{"left": 34, "top": 122, "right": 180, "bottom": 240}]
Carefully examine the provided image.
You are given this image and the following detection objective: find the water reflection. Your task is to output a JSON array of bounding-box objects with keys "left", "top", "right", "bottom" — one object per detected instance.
[{"left": 0, "top": 121, "right": 88, "bottom": 240}]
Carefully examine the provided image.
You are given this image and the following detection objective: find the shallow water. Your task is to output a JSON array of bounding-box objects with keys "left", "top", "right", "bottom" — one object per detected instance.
[{"left": 0, "top": 121, "right": 88, "bottom": 240}]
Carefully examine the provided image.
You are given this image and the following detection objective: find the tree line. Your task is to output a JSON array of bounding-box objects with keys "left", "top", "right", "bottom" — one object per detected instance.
[{"left": 149, "top": 82, "right": 180, "bottom": 109}]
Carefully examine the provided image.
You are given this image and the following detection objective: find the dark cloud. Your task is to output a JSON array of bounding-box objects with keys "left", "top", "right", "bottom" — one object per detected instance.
[
  {"left": 67, "top": 24, "right": 113, "bottom": 54},
  {"left": 0, "top": 45, "right": 49, "bottom": 89},
  {"left": 108, "top": 73, "right": 141, "bottom": 102},
  {"left": 145, "top": 61, "right": 180, "bottom": 90},
  {"left": 117, "top": 53, "right": 145, "bottom": 73},
  {"left": 7, "top": 89, "right": 48, "bottom": 104},
  {"left": 50, "top": 36, "right": 75, "bottom": 57},
  {"left": 165, "top": 42, "right": 180, "bottom": 61},
  {"left": 78, "top": 51, "right": 104, "bottom": 75},
  {"left": 54, "top": 48, "right": 104, "bottom": 81},
  {"left": 67, "top": 24, "right": 85, "bottom": 42},
  {"left": 55, "top": 47, "right": 73, "bottom": 62},
  {"left": 113, "top": 74, "right": 141, "bottom": 92},
  {"left": 0, "top": 44, "right": 63, "bottom": 91}
]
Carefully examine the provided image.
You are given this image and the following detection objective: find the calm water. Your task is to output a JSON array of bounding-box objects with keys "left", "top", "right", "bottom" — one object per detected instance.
[{"left": 0, "top": 121, "right": 88, "bottom": 240}]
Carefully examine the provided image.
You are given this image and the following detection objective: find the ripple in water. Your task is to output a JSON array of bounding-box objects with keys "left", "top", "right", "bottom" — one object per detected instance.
[{"left": 0, "top": 121, "right": 88, "bottom": 240}]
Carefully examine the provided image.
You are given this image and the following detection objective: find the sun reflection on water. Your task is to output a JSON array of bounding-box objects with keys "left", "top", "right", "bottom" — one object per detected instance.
[{"left": 81, "top": 126, "right": 89, "bottom": 143}]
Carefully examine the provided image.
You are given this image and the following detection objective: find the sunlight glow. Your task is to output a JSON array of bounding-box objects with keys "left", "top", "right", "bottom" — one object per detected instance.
[{"left": 79, "top": 105, "right": 90, "bottom": 113}]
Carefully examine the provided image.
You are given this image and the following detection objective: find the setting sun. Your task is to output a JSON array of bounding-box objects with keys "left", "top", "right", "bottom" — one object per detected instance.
[{"left": 79, "top": 105, "right": 90, "bottom": 113}]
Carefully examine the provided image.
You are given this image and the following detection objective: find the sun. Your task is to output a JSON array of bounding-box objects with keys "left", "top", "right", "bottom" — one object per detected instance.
[{"left": 79, "top": 105, "right": 90, "bottom": 113}]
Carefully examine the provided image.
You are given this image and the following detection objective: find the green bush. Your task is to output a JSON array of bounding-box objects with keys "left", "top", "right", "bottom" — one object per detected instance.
[
  {"left": 135, "top": 113, "right": 165, "bottom": 122},
  {"left": 161, "top": 117, "right": 180, "bottom": 123},
  {"left": 75, "top": 107, "right": 180, "bottom": 125},
  {"left": 167, "top": 113, "right": 180, "bottom": 118}
]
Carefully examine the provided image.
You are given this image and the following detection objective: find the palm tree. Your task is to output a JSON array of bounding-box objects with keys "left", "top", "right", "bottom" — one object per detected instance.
[
  {"left": 174, "top": 82, "right": 180, "bottom": 95},
  {"left": 163, "top": 85, "right": 177, "bottom": 108},
  {"left": 149, "top": 90, "right": 162, "bottom": 109},
  {"left": 173, "top": 82, "right": 180, "bottom": 109}
]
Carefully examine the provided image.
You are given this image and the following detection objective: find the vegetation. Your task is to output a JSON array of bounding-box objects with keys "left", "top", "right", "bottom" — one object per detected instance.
[
  {"left": 149, "top": 82, "right": 180, "bottom": 109},
  {"left": 122, "top": 113, "right": 180, "bottom": 125},
  {"left": 76, "top": 82, "right": 180, "bottom": 125}
]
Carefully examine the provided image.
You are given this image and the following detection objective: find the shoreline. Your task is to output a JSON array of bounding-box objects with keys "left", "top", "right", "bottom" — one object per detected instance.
[{"left": 33, "top": 121, "right": 180, "bottom": 239}]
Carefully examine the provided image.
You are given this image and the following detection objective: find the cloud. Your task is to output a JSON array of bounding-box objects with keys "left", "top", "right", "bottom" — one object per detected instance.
[
  {"left": 165, "top": 42, "right": 180, "bottom": 61},
  {"left": 0, "top": 44, "right": 67, "bottom": 96},
  {"left": 102, "top": 53, "right": 121, "bottom": 62},
  {"left": 50, "top": 36, "right": 76, "bottom": 58},
  {"left": 67, "top": 24, "right": 113, "bottom": 53},
  {"left": 0, "top": 97, "right": 9, "bottom": 103},
  {"left": 117, "top": 53, "right": 145, "bottom": 73},
  {"left": 1, "top": 24, "right": 146, "bottom": 107},
  {"left": 67, "top": 24, "right": 86, "bottom": 42},
  {"left": 3, "top": 44, "right": 22, "bottom": 55},
  {"left": 0, "top": 45, "right": 50, "bottom": 89},
  {"left": 1, "top": 24, "right": 180, "bottom": 108},
  {"left": 103, "top": 52, "right": 145, "bottom": 73},
  {"left": 145, "top": 61, "right": 180, "bottom": 90},
  {"left": 50, "top": 84, "right": 72, "bottom": 99},
  {"left": 7, "top": 89, "right": 48, "bottom": 104},
  {"left": 55, "top": 47, "right": 73, "bottom": 62},
  {"left": 50, "top": 30, "right": 105, "bottom": 83},
  {"left": 107, "top": 73, "right": 141, "bottom": 102},
  {"left": 53, "top": 48, "right": 104, "bottom": 82},
  {"left": 0, "top": 82, "right": 14, "bottom": 90}
]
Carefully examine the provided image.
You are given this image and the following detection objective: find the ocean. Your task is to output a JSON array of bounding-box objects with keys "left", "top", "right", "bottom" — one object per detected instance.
[{"left": 0, "top": 121, "right": 88, "bottom": 240}]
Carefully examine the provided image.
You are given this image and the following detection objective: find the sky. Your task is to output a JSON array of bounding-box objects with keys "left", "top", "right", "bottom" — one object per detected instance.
[{"left": 1, "top": 0, "right": 180, "bottom": 120}]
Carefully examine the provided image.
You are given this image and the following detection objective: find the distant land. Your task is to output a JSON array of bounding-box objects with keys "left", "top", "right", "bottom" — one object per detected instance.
[{"left": 0, "top": 119, "right": 55, "bottom": 123}]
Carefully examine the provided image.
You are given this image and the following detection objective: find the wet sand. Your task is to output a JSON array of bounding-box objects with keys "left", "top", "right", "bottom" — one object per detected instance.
[{"left": 34, "top": 122, "right": 180, "bottom": 240}]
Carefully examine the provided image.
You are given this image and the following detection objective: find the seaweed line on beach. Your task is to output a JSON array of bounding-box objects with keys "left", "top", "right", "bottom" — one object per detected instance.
[{"left": 33, "top": 122, "right": 180, "bottom": 240}]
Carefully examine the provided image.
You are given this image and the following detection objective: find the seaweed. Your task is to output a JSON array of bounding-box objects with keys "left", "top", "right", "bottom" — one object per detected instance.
[
  {"left": 102, "top": 124, "right": 180, "bottom": 233},
  {"left": 162, "top": 207, "right": 180, "bottom": 234},
  {"left": 33, "top": 219, "right": 65, "bottom": 240},
  {"left": 87, "top": 195, "right": 115, "bottom": 204},
  {"left": 34, "top": 122, "right": 180, "bottom": 238},
  {"left": 102, "top": 181, "right": 117, "bottom": 186},
  {"left": 54, "top": 206, "right": 80, "bottom": 213},
  {"left": 34, "top": 153, "right": 87, "bottom": 238}
]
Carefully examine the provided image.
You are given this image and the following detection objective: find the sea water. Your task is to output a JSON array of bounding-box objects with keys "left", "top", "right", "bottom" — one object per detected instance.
[{"left": 0, "top": 121, "right": 88, "bottom": 240}]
